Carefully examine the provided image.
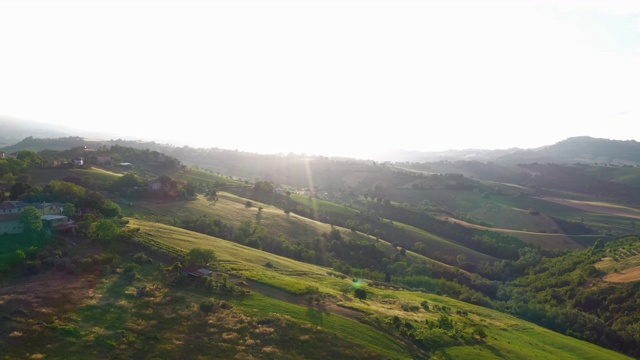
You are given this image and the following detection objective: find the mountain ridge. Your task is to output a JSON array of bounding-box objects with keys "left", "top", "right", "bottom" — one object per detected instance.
[{"left": 1, "top": 116, "right": 639, "bottom": 165}]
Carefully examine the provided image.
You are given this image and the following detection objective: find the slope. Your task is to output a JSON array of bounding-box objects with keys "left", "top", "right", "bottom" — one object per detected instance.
[{"left": 128, "top": 218, "right": 631, "bottom": 360}]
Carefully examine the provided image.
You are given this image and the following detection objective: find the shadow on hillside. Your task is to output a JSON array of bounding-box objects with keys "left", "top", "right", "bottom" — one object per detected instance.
[{"left": 306, "top": 307, "right": 331, "bottom": 325}]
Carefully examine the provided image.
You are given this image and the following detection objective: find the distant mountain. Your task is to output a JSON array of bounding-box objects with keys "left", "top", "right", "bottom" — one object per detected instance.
[
  {"left": 2, "top": 115, "right": 639, "bottom": 165},
  {"left": 384, "top": 147, "right": 521, "bottom": 163},
  {"left": 0, "top": 116, "right": 68, "bottom": 147},
  {"left": 0, "top": 116, "right": 151, "bottom": 149},
  {"left": 390, "top": 136, "right": 640, "bottom": 165},
  {"left": 495, "top": 136, "right": 640, "bottom": 165}
]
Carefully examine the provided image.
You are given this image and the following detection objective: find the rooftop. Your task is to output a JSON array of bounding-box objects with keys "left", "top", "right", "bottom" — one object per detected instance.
[
  {"left": 0, "top": 201, "right": 26, "bottom": 209},
  {"left": 42, "top": 215, "right": 67, "bottom": 221}
]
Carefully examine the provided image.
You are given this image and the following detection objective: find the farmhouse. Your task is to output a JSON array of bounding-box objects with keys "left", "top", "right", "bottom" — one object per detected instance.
[
  {"left": 42, "top": 214, "right": 69, "bottom": 228},
  {"left": 73, "top": 157, "right": 84, "bottom": 166},
  {"left": 41, "top": 214, "right": 76, "bottom": 236},
  {"left": 0, "top": 213, "right": 23, "bottom": 234},
  {"left": 0, "top": 201, "right": 73, "bottom": 235},
  {"left": 0, "top": 201, "right": 26, "bottom": 214},
  {"left": 180, "top": 265, "right": 213, "bottom": 278},
  {"left": 0, "top": 201, "right": 25, "bottom": 234}
]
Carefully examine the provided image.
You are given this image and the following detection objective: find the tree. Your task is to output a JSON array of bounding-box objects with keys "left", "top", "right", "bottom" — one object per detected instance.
[
  {"left": 456, "top": 254, "right": 467, "bottom": 266},
  {"left": 0, "top": 173, "right": 16, "bottom": 189},
  {"left": 184, "top": 181, "right": 197, "bottom": 197},
  {"left": 20, "top": 206, "right": 43, "bottom": 237},
  {"left": 62, "top": 203, "right": 76, "bottom": 217},
  {"left": 99, "top": 199, "right": 122, "bottom": 218},
  {"left": 354, "top": 288, "right": 367, "bottom": 300},
  {"left": 49, "top": 180, "right": 86, "bottom": 204},
  {"left": 9, "top": 182, "right": 31, "bottom": 200},
  {"left": 16, "top": 150, "right": 42, "bottom": 165},
  {"left": 253, "top": 181, "right": 274, "bottom": 195},
  {"left": 113, "top": 173, "right": 142, "bottom": 190},
  {"left": 186, "top": 247, "right": 217, "bottom": 266},
  {"left": 91, "top": 219, "right": 119, "bottom": 243}
]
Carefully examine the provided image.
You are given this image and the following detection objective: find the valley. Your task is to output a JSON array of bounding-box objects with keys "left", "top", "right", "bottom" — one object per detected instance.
[{"left": 1, "top": 136, "right": 640, "bottom": 359}]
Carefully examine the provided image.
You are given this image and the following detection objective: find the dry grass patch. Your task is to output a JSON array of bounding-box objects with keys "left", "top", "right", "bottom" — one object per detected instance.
[{"left": 602, "top": 266, "right": 640, "bottom": 283}]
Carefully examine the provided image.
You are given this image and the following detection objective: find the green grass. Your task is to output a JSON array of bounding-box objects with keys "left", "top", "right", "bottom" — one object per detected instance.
[
  {"left": 29, "top": 167, "right": 122, "bottom": 186},
  {"left": 175, "top": 168, "right": 244, "bottom": 187},
  {"left": 467, "top": 203, "right": 558, "bottom": 232},
  {"left": 442, "top": 325, "right": 630, "bottom": 360},
  {"left": 383, "top": 183, "right": 639, "bottom": 238},
  {"left": 391, "top": 221, "right": 495, "bottom": 263},
  {"left": 501, "top": 196, "right": 638, "bottom": 234},
  {"left": 229, "top": 292, "right": 411, "bottom": 359},
  {"left": 127, "top": 218, "right": 630, "bottom": 359},
  {"left": 290, "top": 193, "right": 361, "bottom": 218},
  {"left": 125, "top": 193, "right": 465, "bottom": 273}
]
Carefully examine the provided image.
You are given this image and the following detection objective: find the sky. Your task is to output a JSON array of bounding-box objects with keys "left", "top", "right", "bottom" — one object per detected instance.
[{"left": 1, "top": 0, "right": 639, "bottom": 158}]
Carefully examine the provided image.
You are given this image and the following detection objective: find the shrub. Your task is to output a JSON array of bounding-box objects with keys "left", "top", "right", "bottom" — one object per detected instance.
[
  {"left": 133, "top": 252, "right": 152, "bottom": 264},
  {"left": 185, "top": 248, "right": 216, "bottom": 266},
  {"left": 474, "top": 325, "right": 487, "bottom": 339},
  {"left": 354, "top": 288, "right": 367, "bottom": 300},
  {"left": 135, "top": 284, "right": 149, "bottom": 297},
  {"left": 200, "top": 300, "right": 216, "bottom": 314},
  {"left": 401, "top": 302, "right": 420, "bottom": 312}
]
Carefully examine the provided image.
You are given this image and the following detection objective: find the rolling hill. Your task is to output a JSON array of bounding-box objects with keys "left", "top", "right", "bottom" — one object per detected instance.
[{"left": 3, "top": 135, "right": 640, "bottom": 358}]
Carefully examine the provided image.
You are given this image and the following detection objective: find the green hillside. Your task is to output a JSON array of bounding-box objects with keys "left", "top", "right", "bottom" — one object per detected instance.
[
  {"left": 3, "top": 139, "right": 640, "bottom": 359},
  {"left": 125, "top": 218, "right": 631, "bottom": 360}
]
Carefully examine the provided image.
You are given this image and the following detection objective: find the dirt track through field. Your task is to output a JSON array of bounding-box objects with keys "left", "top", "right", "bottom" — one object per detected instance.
[
  {"left": 437, "top": 216, "right": 582, "bottom": 249},
  {"left": 536, "top": 197, "right": 640, "bottom": 220}
]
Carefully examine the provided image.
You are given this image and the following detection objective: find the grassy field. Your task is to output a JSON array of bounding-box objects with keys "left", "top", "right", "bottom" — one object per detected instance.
[
  {"left": 124, "top": 193, "right": 486, "bottom": 270},
  {"left": 441, "top": 216, "right": 583, "bottom": 249},
  {"left": 386, "top": 183, "right": 639, "bottom": 238},
  {"left": 29, "top": 167, "right": 122, "bottom": 186},
  {"left": 387, "top": 188, "right": 567, "bottom": 236},
  {"left": 290, "top": 193, "right": 361, "bottom": 218},
  {"left": 0, "top": 256, "right": 408, "bottom": 359},
  {"left": 125, "top": 193, "right": 333, "bottom": 245},
  {"left": 126, "top": 218, "right": 631, "bottom": 360},
  {"left": 0, "top": 214, "right": 628, "bottom": 359},
  {"left": 390, "top": 221, "right": 495, "bottom": 263},
  {"left": 174, "top": 168, "right": 244, "bottom": 187},
  {"left": 290, "top": 192, "right": 497, "bottom": 262}
]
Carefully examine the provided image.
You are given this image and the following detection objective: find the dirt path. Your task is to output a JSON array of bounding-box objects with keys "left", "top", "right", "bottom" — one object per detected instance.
[
  {"left": 536, "top": 197, "right": 640, "bottom": 220},
  {"left": 437, "top": 216, "right": 582, "bottom": 249},
  {"left": 603, "top": 266, "right": 640, "bottom": 283}
]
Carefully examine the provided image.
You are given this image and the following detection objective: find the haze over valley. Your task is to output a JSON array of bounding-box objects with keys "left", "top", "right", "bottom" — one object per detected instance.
[{"left": 2, "top": 1, "right": 640, "bottom": 359}]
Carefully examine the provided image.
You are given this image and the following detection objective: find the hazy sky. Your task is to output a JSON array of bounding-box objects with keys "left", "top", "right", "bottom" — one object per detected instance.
[{"left": 1, "top": 0, "right": 639, "bottom": 158}]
